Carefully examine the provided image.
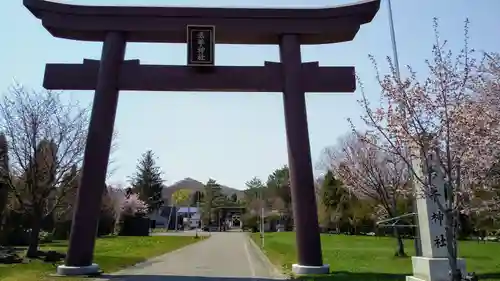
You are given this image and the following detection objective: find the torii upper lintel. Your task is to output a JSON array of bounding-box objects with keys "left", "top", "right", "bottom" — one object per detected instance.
[{"left": 23, "top": 0, "right": 380, "bottom": 44}]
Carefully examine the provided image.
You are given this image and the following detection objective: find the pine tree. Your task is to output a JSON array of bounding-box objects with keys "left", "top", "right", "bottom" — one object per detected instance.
[
  {"left": 202, "top": 179, "right": 226, "bottom": 224},
  {"left": 130, "top": 150, "right": 164, "bottom": 213},
  {"left": 319, "top": 170, "right": 352, "bottom": 230}
]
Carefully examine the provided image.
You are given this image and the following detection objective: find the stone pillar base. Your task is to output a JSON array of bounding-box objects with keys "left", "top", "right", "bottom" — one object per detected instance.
[
  {"left": 292, "top": 264, "right": 330, "bottom": 275},
  {"left": 406, "top": 257, "right": 466, "bottom": 281},
  {"left": 56, "top": 263, "right": 101, "bottom": 276}
]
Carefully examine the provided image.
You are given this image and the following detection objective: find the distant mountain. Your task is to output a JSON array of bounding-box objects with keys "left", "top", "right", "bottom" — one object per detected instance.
[{"left": 161, "top": 177, "right": 245, "bottom": 205}]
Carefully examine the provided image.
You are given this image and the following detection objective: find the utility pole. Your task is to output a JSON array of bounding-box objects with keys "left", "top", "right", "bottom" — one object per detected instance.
[
  {"left": 260, "top": 188, "right": 265, "bottom": 248},
  {"left": 195, "top": 192, "right": 200, "bottom": 238},
  {"left": 386, "top": 0, "right": 422, "bottom": 256}
]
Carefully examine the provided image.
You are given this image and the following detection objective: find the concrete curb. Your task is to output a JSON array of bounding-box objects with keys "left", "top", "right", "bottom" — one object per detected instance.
[{"left": 246, "top": 233, "right": 288, "bottom": 280}]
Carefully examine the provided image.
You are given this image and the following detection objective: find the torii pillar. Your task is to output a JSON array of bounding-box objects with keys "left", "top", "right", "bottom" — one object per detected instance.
[{"left": 23, "top": 0, "right": 380, "bottom": 276}]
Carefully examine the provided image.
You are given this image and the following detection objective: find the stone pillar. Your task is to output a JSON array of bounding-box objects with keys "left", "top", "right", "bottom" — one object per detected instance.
[
  {"left": 406, "top": 148, "right": 466, "bottom": 281},
  {"left": 58, "top": 32, "right": 126, "bottom": 276},
  {"left": 279, "top": 34, "right": 329, "bottom": 275}
]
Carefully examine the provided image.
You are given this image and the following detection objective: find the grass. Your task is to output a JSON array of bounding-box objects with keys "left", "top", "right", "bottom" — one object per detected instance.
[
  {"left": 0, "top": 235, "right": 203, "bottom": 281},
  {"left": 252, "top": 232, "right": 500, "bottom": 281}
]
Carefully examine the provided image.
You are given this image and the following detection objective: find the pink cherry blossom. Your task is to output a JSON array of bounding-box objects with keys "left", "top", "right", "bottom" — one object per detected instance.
[
  {"left": 120, "top": 193, "right": 148, "bottom": 216},
  {"left": 353, "top": 19, "right": 500, "bottom": 216}
]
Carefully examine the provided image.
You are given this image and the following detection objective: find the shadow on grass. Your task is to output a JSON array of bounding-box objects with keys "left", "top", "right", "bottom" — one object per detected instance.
[
  {"left": 96, "top": 275, "right": 280, "bottom": 281},
  {"left": 91, "top": 272, "right": 409, "bottom": 281},
  {"left": 6, "top": 247, "right": 28, "bottom": 253},
  {"left": 295, "top": 271, "right": 407, "bottom": 281},
  {"left": 477, "top": 272, "right": 500, "bottom": 279},
  {"left": 295, "top": 271, "right": 500, "bottom": 281},
  {"left": 93, "top": 273, "right": 412, "bottom": 281},
  {"left": 94, "top": 255, "right": 148, "bottom": 269},
  {"left": 96, "top": 235, "right": 119, "bottom": 239}
]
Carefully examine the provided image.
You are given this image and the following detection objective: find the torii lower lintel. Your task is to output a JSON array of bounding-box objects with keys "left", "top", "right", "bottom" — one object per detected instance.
[{"left": 43, "top": 60, "right": 355, "bottom": 93}]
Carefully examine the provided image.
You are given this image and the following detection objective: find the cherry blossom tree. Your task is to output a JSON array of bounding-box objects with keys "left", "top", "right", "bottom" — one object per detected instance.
[
  {"left": 352, "top": 19, "right": 500, "bottom": 280},
  {"left": 120, "top": 193, "right": 148, "bottom": 217},
  {"left": 321, "top": 133, "right": 410, "bottom": 256},
  {"left": 105, "top": 183, "right": 127, "bottom": 223}
]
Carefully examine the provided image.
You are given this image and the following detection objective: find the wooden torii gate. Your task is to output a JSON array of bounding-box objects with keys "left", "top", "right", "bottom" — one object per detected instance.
[{"left": 24, "top": 0, "right": 380, "bottom": 276}]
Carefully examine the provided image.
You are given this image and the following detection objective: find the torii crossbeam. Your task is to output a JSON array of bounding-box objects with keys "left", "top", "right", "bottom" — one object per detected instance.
[{"left": 24, "top": 0, "right": 380, "bottom": 276}]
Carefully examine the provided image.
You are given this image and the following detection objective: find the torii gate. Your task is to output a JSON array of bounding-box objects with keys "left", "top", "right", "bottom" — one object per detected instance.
[{"left": 24, "top": 0, "right": 380, "bottom": 276}]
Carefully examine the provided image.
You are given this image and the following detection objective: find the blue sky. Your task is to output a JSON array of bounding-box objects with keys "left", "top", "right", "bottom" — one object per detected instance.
[{"left": 1, "top": 0, "right": 499, "bottom": 189}]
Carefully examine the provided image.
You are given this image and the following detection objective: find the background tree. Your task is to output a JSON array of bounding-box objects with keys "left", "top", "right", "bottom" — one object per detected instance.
[
  {"left": 130, "top": 150, "right": 164, "bottom": 214},
  {"left": 266, "top": 167, "right": 291, "bottom": 207},
  {"left": 323, "top": 134, "right": 410, "bottom": 256},
  {"left": 0, "top": 84, "right": 90, "bottom": 257},
  {"left": 243, "top": 177, "right": 265, "bottom": 229},
  {"left": 170, "top": 189, "right": 190, "bottom": 231},
  {"left": 347, "top": 198, "right": 377, "bottom": 234},
  {"left": 52, "top": 165, "right": 79, "bottom": 223},
  {"left": 191, "top": 190, "right": 203, "bottom": 207},
  {"left": 266, "top": 167, "right": 292, "bottom": 229},
  {"left": 230, "top": 193, "right": 238, "bottom": 203},
  {"left": 202, "top": 179, "right": 226, "bottom": 225},
  {"left": 0, "top": 134, "right": 9, "bottom": 236},
  {"left": 120, "top": 193, "right": 148, "bottom": 217},
  {"left": 244, "top": 177, "right": 265, "bottom": 208},
  {"left": 105, "top": 183, "right": 127, "bottom": 233},
  {"left": 353, "top": 19, "right": 500, "bottom": 279},
  {"left": 318, "top": 170, "right": 353, "bottom": 233}
]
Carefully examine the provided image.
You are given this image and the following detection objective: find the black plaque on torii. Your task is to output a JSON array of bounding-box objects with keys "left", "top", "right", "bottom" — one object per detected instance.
[{"left": 187, "top": 25, "right": 215, "bottom": 66}]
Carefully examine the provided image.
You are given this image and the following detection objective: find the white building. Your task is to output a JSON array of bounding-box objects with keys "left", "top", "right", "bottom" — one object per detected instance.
[
  {"left": 148, "top": 206, "right": 201, "bottom": 229},
  {"left": 178, "top": 207, "right": 201, "bottom": 229}
]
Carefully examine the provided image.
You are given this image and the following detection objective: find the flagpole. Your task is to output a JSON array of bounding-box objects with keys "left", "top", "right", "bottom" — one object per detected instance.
[
  {"left": 386, "top": 0, "right": 422, "bottom": 257},
  {"left": 387, "top": 0, "right": 400, "bottom": 78}
]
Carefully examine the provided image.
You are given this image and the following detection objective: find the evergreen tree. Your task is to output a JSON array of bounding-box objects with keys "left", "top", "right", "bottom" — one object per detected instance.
[
  {"left": 191, "top": 190, "right": 203, "bottom": 206},
  {"left": 202, "top": 179, "right": 226, "bottom": 224},
  {"left": 266, "top": 166, "right": 292, "bottom": 219},
  {"left": 244, "top": 177, "right": 265, "bottom": 202},
  {"left": 130, "top": 150, "right": 164, "bottom": 213},
  {"left": 230, "top": 193, "right": 238, "bottom": 203},
  {"left": 319, "top": 170, "right": 352, "bottom": 230}
]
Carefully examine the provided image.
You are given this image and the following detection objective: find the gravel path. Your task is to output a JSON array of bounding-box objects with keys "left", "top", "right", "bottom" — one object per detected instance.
[{"left": 96, "top": 232, "right": 285, "bottom": 281}]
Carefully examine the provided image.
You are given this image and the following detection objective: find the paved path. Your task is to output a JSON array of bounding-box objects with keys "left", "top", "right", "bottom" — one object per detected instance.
[
  {"left": 96, "top": 232, "right": 285, "bottom": 281},
  {"left": 151, "top": 229, "right": 210, "bottom": 237}
]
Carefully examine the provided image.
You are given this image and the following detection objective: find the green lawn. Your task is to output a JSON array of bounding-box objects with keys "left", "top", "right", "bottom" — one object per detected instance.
[
  {"left": 0, "top": 235, "right": 203, "bottom": 281},
  {"left": 252, "top": 232, "right": 500, "bottom": 281}
]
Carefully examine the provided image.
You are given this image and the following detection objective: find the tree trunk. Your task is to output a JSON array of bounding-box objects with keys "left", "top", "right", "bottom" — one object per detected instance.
[
  {"left": 389, "top": 198, "right": 406, "bottom": 257},
  {"left": 0, "top": 185, "right": 8, "bottom": 238},
  {"left": 393, "top": 227, "right": 407, "bottom": 257},
  {"left": 0, "top": 188, "right": 7, "bottom": 222},
  {"left": 26, "top": 217, "right": 42, "bottom": 258},
  {"left": 175, "top": 208, "right": 179, "bottom": 231},
  {"left": 446, "top": 213, "right": 461, "bottom": 281},
  {"left": 165, "top": 206, "right": 173, "bottom": 231},
  {"left": 187, "top": 205, "right": 191, "bottom": 229}
]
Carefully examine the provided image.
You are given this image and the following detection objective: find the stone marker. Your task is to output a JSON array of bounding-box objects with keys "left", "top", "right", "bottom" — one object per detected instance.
[{"left": 407, "top": 148, "right": 467, "bottom": 281}]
